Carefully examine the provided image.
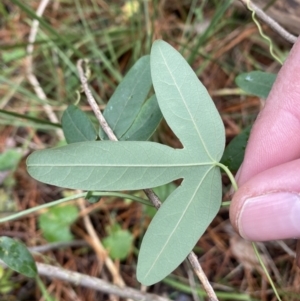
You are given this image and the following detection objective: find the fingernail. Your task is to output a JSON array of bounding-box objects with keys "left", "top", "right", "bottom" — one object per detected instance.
[{"left": 238, "top": 192, "right": 300, "bottom": 241}]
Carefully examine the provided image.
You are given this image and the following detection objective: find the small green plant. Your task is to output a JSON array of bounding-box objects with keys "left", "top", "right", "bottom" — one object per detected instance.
[
  {"left": 103, "top": 223, "right": 133, "bottom": 260},
  {"left": 38, "top": 205, "right": 79, "bottom": 243}
]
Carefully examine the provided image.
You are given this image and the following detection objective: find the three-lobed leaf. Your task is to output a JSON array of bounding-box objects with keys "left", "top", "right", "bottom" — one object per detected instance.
[{"left": 26, "top": 40, "right": 225, "bottom": 285}]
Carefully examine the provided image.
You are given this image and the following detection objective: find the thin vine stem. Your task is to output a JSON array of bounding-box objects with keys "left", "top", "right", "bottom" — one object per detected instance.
[
  {"left": 0, "top": 192, "right": 151, "bottom": 224},
  {"left": 239, "top": 0, "right": 297, "bottom": 44},
  {"left": 252, "top": 243, "right": 282, "bottom": 301},
  {"left": 219, "top": 164, "right": 282, "bottom": 299},
  {"left": 244, "top": 0, "right": 283, "bottom": 65},
  {"left": 217, "top": 162, "right": 238, "bottom": 192}
]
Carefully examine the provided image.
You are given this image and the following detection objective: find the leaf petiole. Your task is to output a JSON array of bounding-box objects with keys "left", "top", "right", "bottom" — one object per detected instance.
[{"left": 217, "top": 162, "right": 238, "bottom": 192}]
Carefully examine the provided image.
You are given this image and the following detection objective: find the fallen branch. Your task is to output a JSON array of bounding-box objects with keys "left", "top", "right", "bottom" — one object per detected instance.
[{"left": 36, "top": 262, "right": 171, "bottom": 301}]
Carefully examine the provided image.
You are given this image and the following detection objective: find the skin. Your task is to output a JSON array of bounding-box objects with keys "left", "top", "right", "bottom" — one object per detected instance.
[{"left": 229, "top": 36, "right": 300, "bottom": 252}]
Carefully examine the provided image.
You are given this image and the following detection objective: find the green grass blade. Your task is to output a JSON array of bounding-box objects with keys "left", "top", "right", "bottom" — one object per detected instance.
[
  {"left": 188, "top": 0, "right": 233, "bottom": 64},
  {"left": 10, "top": 0, "right": 84, "bottom": 58},
  {"left": 0, "top": 109, "right": 61, "bottom": 128}
]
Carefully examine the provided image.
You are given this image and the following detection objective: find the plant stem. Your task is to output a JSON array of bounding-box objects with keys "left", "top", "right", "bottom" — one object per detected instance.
[
  {"left": 77, "top": 59, "right": 118, "bottom": 141},
  {"left": 0, "top": 192, "right": 151, "bottom": 223},
  {"left": 252, "top": 243, "right": 282, "bottom": 301},
  {"left": 219, "top": 160, "right": 282, "bottom": 300},
  {"left": 217, "top": 163, "right": 238, "bottom": 192}
]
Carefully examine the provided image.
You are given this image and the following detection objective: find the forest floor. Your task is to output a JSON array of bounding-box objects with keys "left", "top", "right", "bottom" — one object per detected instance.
[{"left": 0, "top": 1, "right": 300, "bottom": 300}]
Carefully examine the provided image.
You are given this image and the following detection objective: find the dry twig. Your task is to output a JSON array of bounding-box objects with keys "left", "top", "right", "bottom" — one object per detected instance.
[
  {"left": 31, "top": 262, "right": 171, "bottom": 301},
  {"left": 26, "top": 0, "right": 64, "bottom": 140},
  {"left": 77, "top": 59, "right": 219, "bottom": 301},
  {"left": 77, "top": 198, "right": 126, "bottom": 288},
  {"left": 37, "top": 262, "right": 169, "bottom": 300}
]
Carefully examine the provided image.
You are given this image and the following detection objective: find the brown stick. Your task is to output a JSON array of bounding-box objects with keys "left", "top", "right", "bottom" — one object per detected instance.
[{"left": 35, "top": 262, "right": 170, "bottom": 301}]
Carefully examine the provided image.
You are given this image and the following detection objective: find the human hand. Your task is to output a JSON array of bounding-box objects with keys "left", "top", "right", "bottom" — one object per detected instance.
[{"left": 229, "top": 38, "right": 300, "bottom": 247}]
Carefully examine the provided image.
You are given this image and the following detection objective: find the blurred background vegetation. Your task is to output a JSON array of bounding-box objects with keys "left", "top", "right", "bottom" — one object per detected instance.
[{"left": 0, "top": 0, "right": 299, "bottom": 300}]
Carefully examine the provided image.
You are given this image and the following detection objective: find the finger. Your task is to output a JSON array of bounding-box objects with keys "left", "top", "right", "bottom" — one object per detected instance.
[
  {"left": 230, "top": 158, "right": 300, "bottom": 241},
  {"left": 237, "top": 37, "right": 300, "bottom": 186}
]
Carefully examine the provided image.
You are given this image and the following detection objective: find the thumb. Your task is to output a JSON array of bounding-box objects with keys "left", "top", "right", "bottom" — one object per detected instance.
[{"left": 230, "top": 159, "right": 300, "bottom": 241}]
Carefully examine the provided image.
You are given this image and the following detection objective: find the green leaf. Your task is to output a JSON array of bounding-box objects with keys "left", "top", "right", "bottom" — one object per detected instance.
[
  {"left": 150, "top": 42, "right": 224, "bottom": 159},
  {"left": 27, "top": 142, "right": 188, "bottom": 190},
  {"left": 0, "top": 109, "right": 61, "bottom": 130},
  {"left": 0, "top": 237, "right": 37, "bottom": 278},
  {"left": 103, "top": 224, "right": 133, "bottom": 260},
  {"left": 26, "top": 40, "right": 225, "bottom": 285},
  {"left": 61, "top": 105, "right": 97, "bottom": 144},
  {"left": 38, "top": 205, "right": 78, "bottom": 242},
  {"left": 235, "top": 71, "right": 276, "bottom": 98},
  {"left": 221, "top": 125, "right": 252, "bottom": 171},
  {"left": 137, "top": 40, "right": 224, "bottom": 285},
  {"left": 122, "top": 94, "right": 163, "bottom": 141},
  {"left": 0, "top": 150, "right": 22, "bottom": 171},
  {"left": 100, "top": 55, "right": 152, "bottom": 140}
]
